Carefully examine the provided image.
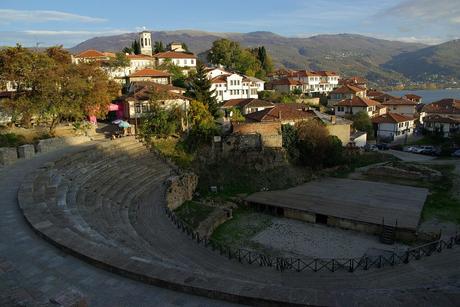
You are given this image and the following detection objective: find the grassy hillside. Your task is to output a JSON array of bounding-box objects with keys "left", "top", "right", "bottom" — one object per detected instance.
[{"left": 384, "top": 39, "right": 460, "bottom": 82}]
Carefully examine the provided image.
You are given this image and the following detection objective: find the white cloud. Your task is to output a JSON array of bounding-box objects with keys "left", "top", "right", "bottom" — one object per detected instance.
[
  {"left": 0, "top": 9, "right": 106, "bottom": 23},
  {"left": 382, "top": 0, "right": 460, "bottom": 25},
  {"left": 23, "top": 29, "right": 130, "bottom": 36}
]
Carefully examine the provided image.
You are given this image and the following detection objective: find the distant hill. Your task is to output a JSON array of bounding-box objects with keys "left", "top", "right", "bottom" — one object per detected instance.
[
  {"left": 383, "top": 39, "right": 460, "bottom": 82},
  {"left": 70, "top": 30, "right": 435, "bottom": 85}
]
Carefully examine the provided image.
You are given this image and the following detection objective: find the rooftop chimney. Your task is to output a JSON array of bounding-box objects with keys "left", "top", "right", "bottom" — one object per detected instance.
[{"left": 278, "top": 111, "right": 282, "bottom": 121}]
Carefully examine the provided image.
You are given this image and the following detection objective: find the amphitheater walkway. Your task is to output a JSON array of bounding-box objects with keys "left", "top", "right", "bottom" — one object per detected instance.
[
  {"left": 4, "top": 138, "right": 460, "bottom": 306},
  {"left": 0, "top": 141, "right": 238, "bottom": 307}
]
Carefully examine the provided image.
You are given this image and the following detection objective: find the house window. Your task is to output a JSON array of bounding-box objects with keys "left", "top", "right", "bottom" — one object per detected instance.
[
  {"left": 191, "top": 60, "right": 195, "bottom": 65},
  {"left": 338, "top": 106, "right": 344, "bottom": 112},
  {"left": 135, "top": 103, "right": 141, "bottom": 114}
]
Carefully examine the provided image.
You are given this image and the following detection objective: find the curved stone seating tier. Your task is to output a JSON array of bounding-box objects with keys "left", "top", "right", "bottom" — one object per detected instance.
[{"left": 18, "top": 137, "right": 460, "bottom": 306}]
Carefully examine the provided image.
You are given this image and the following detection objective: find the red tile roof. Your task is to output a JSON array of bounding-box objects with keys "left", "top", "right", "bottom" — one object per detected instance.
[
  {"left": 153, "top": 51, "right": 196, "bottom": 59},
  {"left": 210, "top": 75, "right": 230, "bottom": 84},
  {"left": 381, "top": 98, "right": 417, "bottom": 106},
  {"left": 372, "top": 113, "right": 413, "bottom": 124},
  {"left": 422, "top": 99, "right": 460, "bottom": 115},
  {"left": 336, "top": 96, "right": 381, "bottom": 107},
  {"left": 403, "top": 94, "right": 422, "bottom": 100},
  {"left": 245, "top": 104, "right": 315, "bottom": 122},
  {"left": 330, "top": 84, "right": 366, "bottom": 94},
  {"left": 222, "top": 99, "right": 274, "bottom": 109},
  {"left": 129, "top": 68, "right": 170, "bottom": 78},
  {"left": 366, "top": 89, "right": 385, "bottom": 98},
  {"left": 270, "top": 78, "right": 304, "bottom": 86},
  {"left": 127, "top": 54, "right": 153, "bottom": 60},
  {"left": 423, "top": 114, "right": 460, "bottom": 124},
  {"left": 75, "top": 49, "right": 107, "bottom": 58}
]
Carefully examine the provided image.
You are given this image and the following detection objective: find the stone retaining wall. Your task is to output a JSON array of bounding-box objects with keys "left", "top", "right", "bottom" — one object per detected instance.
[
  {"left": 165, "top": 172, "right": 198, "bottom": 210},
  {"left": 36, "top": 136, "right": 91, "bottom": 154},
  {"left": 196, "top": 208, "right": 232, "bottom": 238},
  {"left": 0, "top": 136, "right": 92, "bottom": 167},
  {"left": 0, "top": 147, "right": 18, "bottom": 166}
]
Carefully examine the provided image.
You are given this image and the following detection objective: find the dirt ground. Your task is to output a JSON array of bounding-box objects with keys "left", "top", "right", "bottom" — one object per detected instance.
[
  {"left": 1, "top": 124, "right": 76, "bottom": 143},
  {"left": 250, "top": 218, "right": 409, "bottom": 259}
]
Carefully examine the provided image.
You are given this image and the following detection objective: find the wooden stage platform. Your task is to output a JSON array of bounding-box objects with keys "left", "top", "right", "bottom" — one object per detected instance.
[{"left": 246, "top": 178, "right": 429, "bottom": 230}]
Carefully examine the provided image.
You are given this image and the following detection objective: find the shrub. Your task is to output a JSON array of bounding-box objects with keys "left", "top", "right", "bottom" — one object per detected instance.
[{"left": 0, "top": 133, "right": 26, "bottom": 147}]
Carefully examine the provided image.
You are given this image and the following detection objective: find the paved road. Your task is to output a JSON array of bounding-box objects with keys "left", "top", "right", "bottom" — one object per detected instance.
[
  {"left": 0, "top": 143, "right": 238, "bottom": 307},
  {"left": 387, "top": 149, "right": 436, "bottom": 162}
]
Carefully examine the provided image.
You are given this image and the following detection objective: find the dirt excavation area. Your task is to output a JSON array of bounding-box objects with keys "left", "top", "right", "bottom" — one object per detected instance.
[{"left": 250, "top": 217, "right": 409, "bottom": 259}]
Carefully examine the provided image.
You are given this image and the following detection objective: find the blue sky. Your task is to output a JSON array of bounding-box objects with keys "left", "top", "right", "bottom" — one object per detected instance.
[{"left": 0, "top": 0, "right": 459, "bottom": 47}]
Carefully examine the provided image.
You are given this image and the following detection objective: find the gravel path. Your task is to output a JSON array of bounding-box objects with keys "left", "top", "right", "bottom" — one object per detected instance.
[{"left": 251, "top": 218, "right": 409, "bottom": 259}]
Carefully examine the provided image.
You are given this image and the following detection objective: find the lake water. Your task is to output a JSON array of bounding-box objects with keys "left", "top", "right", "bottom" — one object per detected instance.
[{"left": 387, "top": 89, "right": 460, "bottom": 104}]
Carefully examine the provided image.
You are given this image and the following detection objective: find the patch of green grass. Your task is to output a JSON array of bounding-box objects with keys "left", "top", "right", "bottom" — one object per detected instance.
[
  {"left": 211, "top": 206, "right": 273, "bottom": 248},
  {"left": 151, "top": 137, "right": 194, "bottom": 169},
  {"left": 174, "top": 201, "right": 214, "bottom": 229},
  {"left": 421, "top": 163, "right": 460, "bottom": 224},
  {"left": 332, "top": 152, "right": 399, "bottom": 177}
]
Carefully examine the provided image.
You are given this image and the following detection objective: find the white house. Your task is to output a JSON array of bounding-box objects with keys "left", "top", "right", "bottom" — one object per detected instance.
[
  {"left": 335, "top": 96, "right": 385, "bottom": 118},
  {"left": 372, "top": 113, "right": 415, "bottom": 142},
  {"left": 210, "top": 73, "right": 264, "bottom": 103},
  {"left": 269, "top": 70, "right": 340, "bottom": 95},
  {"left": 381, "top": 98, "right": 419, "bottom": 117},
  {"left": 423, "top": 115, "right": 460, "bottom": 137},
  {"left": 127, "top": 68, "right": 171, "bottom": 85},
  {"left": 71, "top": 49, "right": 115, "bottom": 64},
  {"left": 328, "top": 84, "right": 367, "bottom": 107},
  {"left": 154, "top": 51, "right": 196, "bottom": 68},
  {"left": 222, "top": 98, "right": 274, "bottom": 115},
  {"left": 105, "top": 54, "right": 155, "bottom": 83},
  {"left": 168, "top": 42, "right": 186, "bottom": 52},
  {"left": 120, "top": 82, "right": 190, "bottom": 124}
]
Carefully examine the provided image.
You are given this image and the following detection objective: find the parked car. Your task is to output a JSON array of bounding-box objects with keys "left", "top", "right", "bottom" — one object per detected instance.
[
  {"left": 419, "top": 146, "right": 439, "bottom": 155},
  {"left": 452, "top": 149, "right": 460, "bottom": 157},
  {"left": 376, "top": 143, "right": 389, "bottom": 150},
  {"left": 403, "top": 146, "right": 417, "bottom": 152}
]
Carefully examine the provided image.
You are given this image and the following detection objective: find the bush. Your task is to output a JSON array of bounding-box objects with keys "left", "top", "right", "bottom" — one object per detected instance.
[
  {"left": 140, "top": 105, "right": 180, "bottom": 138},
  {"left": 284, "top": 120, "right": 344, "bottom": 169},
  {"left": 0, "top": 133, "right": 26, "bottom": 147}
]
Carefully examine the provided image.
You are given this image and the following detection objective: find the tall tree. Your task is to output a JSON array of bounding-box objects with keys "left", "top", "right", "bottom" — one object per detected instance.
[
  {"left": 187, "top": 63, "right": 219, "bottom": 118},
  {"left": 131, "top": 39, "right": 141, "bottom": 55},
  {"left": 181, "top": 43, "right": 189, "bottom": 52},
  {"left": 154, "top": 41, "right": 166, "bottom": 53}
]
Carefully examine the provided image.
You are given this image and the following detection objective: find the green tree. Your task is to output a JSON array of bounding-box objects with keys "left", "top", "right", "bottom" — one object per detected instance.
[
  {"left": 0, "top": 45, "right": 119, "bottom": 134},
  {"left": 104, "top": 52, "right": 129, "bottom": 68},
  {"left": 131, "top": 40, "right": 141, "bottom": 55},
  {"left": 350, "top": 111, "right": 374, "bottom": 139},
  {"left": 154, "top": 41, "right": 166, "bottom": 53},
  {"left": 140, "top": 103, "right": 180, "bottom": 138},
  {"left": 157, "top": 59, "right": 186, "bottom": 88},
  {"left": 281, "top": 124, "right": 300, "bottom": 162},
  {"left": 187, "top": 63, "right": 219, "bottom": 118},
  {"left": 181, "top": 43, "right": 189, "bottom": 52},
  {"left": 207, "top": 39, "right": 242, "bottom": 70},
  {"left": 184, "top": 100, "right": 218, "bottom": 151},
  {"left": 0, "top": 45, "right": 37, "bottom": 126},
  {"left": 229, "top": 107, "right": 245, "bottom": 122},
  {"left": 122, "top": 46, "right": 133, "bottom": 54},
  {"left": 295, "top": 120, "right": 342, "bottom": 168}
]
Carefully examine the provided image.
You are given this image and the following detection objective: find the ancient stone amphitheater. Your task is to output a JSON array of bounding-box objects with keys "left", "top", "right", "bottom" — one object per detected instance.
[{"left": 1, "top": 137, "right": 460, "bottom": 306}]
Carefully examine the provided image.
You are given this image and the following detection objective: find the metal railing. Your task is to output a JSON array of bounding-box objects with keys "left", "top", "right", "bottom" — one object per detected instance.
[{"left": 165, "top": 207, "right": 459, "bottom": 273}]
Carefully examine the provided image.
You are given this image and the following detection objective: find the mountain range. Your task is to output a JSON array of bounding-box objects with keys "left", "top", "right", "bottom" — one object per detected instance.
[{"left": 70, "top": 30, "right": 460, "bottom": 86}]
